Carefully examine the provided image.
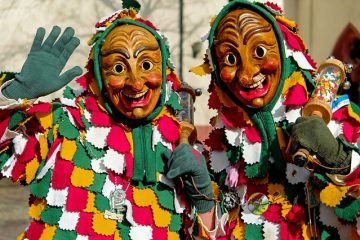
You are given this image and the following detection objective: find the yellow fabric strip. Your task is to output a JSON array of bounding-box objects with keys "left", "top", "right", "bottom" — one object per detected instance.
[{"left": 71, "top": 166, "right": 94, "bottom": 187}]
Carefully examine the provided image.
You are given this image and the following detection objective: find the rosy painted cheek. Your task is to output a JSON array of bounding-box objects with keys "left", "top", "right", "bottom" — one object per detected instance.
[
  {"left": 107, "top": 75, "right": 125, "bottom": 88},
  {"left": 261, "top": 57, "right": 279, "bottom": 74},
  {"left": 146, "top": 72, "right": 162, "bottom": 88},
  {"left": 220, "top": 67, "right": 236, "bottom": 83}
]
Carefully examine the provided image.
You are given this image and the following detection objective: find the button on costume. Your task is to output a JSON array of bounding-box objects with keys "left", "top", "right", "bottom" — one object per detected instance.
[
  {"left": 0, "top": 3, "right": 216, "bottom": 240},
  {"left": 191, "top": 0, "right": 360, "bottom": 239}
]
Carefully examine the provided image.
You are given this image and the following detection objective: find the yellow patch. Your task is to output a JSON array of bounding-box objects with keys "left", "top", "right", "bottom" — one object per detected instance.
[
  {"left": 275, "top": 15, "right": 297, "bottom": 31},
  {"left": 320, "top": 183, "right": 351, "bottom": 207},
  {"left": 196, "top": 215, "right": 209, "bottom": 239},
  {"left": 25, "top": 158, "right": 40, "bottom": 184},
  {"left": 60, "top": 138, "right": 77, "bottom": 161},
  {"left": 125, "top": 131, "right": 133, "bottom": 155},
  {"left": 152, "top": 203, "right": 171, "bottom": 227},
  {"left": 301, "top": 224, "right": 312, "bottom": 240},
  {"left": 39, "top": 133, "right": 49, "bottom": 160},
  {"left": 35, "top": 111, "right": 53, "bottom": 130},
  {"left": 84, "top": 192, "right": 99, "bottom": 213},
  {"left": 39, "top": 224, "right": 56, "bottom": 240},
  {"left": 267, "top": 183, "right": 288, "bottom": 205},
  {"left": 189, "top": 63, "right": 212, "bottom": 76},
  {"left": 28, "top": 198, "right": 46, "bottom": 220},
  {"left": 349, "top": 104, "right": 360, "bottom": 123},
  {"left": 232, "top": 219, "right": 245, "bottom": 240},
  {"left": 16, "top": 232, "right": 26, "bottom": 240},
  {"left": 114, "top": 229, "right": 123, "bottom": 240},
  {"left": 282, "top": 71, "right": 308, "bottom": 96},
  {"left": 133, "top": 187, "right": 156, "bottom": 207},
  {"left": 71, "top": 166, "right": 94, "bottom": 187},
  {"left": 168, "top": 231, "right": 180, "bottom": 240},
  {"left": 92, "top": 213, "right": 117, "bottom": 236}
]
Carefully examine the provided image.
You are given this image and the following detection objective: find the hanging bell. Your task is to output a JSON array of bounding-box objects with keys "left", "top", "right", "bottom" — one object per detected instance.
[{"left": 342, "top": 80, "right": 351, "bottom": 90}]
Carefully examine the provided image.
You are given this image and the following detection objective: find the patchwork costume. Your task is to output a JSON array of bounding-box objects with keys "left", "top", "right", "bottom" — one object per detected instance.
[
  {"left": 192, "top": 1, "right": 360, "bottom": 239},
  {"left": 0, "top": 5, "right": 216, "bottom": 240}
]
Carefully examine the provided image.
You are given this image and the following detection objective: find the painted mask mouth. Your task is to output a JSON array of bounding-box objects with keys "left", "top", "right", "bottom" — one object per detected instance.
[
  {"left": 119, "top": 89, "right": 151, "bottom": 108},
  {"left": 236, "top": 73, "right": 270, "bottom": 101}
]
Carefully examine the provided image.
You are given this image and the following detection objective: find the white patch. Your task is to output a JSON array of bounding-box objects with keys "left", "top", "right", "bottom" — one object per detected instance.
[
  {"left": 13, "top": 134, "right": 27, "bottom": 155},
  {"left": 46, "top": 187, "right": 68, "bottom": 207},
  {"left": 158, "top": 173, "right": 175, "bottom": 187},
  {"left": 286, "top": 163, "right": 310, "bottom": 184},
  {"left": 271, "top": 97, "right": 286, "bottom": 123},
  {"left": 214, "top": 114, "right": 225, "bottom": 129},
  {"left": 152, "top": 125, "right": 172, "bottom": 151},
  {"left": 241, "top": 205, "right": 265, "bottom": 225},
  {"left": 328, "top": 120, "right": 343, "bottom": 138},
  {"left": 58, "top": 210, "right": 80, "bottom": 231},
  {"left": 85, "top": 126, "right": 111, "bottom": 149},
  {"left": 319, "top": 204, "right": 341, "bottom": 228},
  {"left": 83, "top": 109, "right": 91, "bottom": 122},
  {"left": 174, "top": 189, "right": 186, "bottom": 214},
  {"left": 225, "top": 128, "right": 243, "bottom": 147},
  {"left": 37, "top": 143, "right": 61, "bottom": 179},
  {"left": 1, "top": 154, "right": 16, "bottom": 178},
  {"left": 60, "top": 98, "right": 77, "bottom": 107},
  {"left": 101, "top": 149, "right": 125, "bottom": 174},
  {"left": 351, "top": 150, "right": 360, "bottom": 174},
  {"left": 210, "top": 151, "right": 230, "bottom": 173},
  {"left": 285, "top": 106, "right": 302, "bottom": 123},
  {"left": 206, "top": 48, "right": 214, "bottom": 71},
  {"left": 243, "top": 134, "right": 262, "bottom": 164},
  {"left": 292, "top": 51, "right": 315, "bottom": 70},
  {"left": 75, "top": 235, "right": 89, "bottom": 240},
  {"left": 129, "top": 225, "right": 153, "bottom": 240},
  {"left": 263, "top": 221, "right": 280, "bottom": 240},
  {"left": 165, "top": 81, "right": 173, "bottom": 103},
  {"left": 102, "top": 176, "right": 115, "bottom": 198},
  {"left": 65, "top": 108, "right": 77, "bottom": 127},
  {"left": 0, "top": 128, "right": 18, "bottom": 144},
  {"left": 193, "top": 143, "right": 205, "bottom": 154},
  {"left": 91, "top": 159, "right": 107, "bottom": 174}
]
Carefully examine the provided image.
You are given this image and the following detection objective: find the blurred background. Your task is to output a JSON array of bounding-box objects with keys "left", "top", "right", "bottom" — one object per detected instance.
[{"left": 0, "top": 0, "right": 359, "bottom": 239}]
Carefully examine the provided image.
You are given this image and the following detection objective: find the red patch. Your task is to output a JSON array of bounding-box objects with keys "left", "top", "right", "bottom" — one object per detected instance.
[
  {"left": 136, "top": 18, "right": 159, "bottom": 31},
  {"left": 85, "top": 94, "right": 100, "bottom": 112},
  {"left": 75, "top": 72, "right": 93, "bottom": 90},
  {"left": 278, "top": 23, "right": 305, "bottom": 52},
  {"left": 152, "top": 227, "right": 167, "bottom": 239},
  {"left": 166, "top": 71, "right": 181, "bottom": 91},
  {"left": 125, "top": 153, "right": 133, "bottom": 178},
  {"left": 280, "top": 222, "right": 303, "bottom": 240},
  {"left": 158, "top": 116, "right": 179, "bottom": 143},
  {"left": 51, "top": 158, "right": 74, "bottom": 189},
  {"left": 263, "top": 204, "right": 283, "bottom": 223},
  {"left": 283, "top": 84, "right": 308, "bottom": 106},
  {"left": 265, "top": 2, "right": 283, "bottom": 13},
  {"left": 107, "top": 126, "right": 131, "bottom": 153},
  {"left": 26, "top": 220, "right": 45, "bottom": 240},
  {"left": 27, "top": 102, "right": 52, "bottom": 115},
  {"left": 76, "top": 212, "right": 95, "bottom": 235},
  {"left": 244, "top": 125, "right": 261, "bottom": 143},
  {"left": 66, "top": 107, "right": 85, "bottom": 128},
  {"left": 285, "top": 205, "right": 305, "bottom": 223},
  {"left": 0, "top": 110, "right": 11, "bottom": 139},
  {"left": 204, "top": 129, "right": 225, "bottom": 150},
  {"left": 220, "top": 107, "right": 246, "bottom": 129},
  {"left": 91, "top": 111, "right": 111, "bottom": 127},
  {"left": 11, "top": 160, "right": 26, "bottom": 182},
  {"left": 208, "top": 90, "right": 222, "bottom": 110},
  {"left": 66, "top": 186, "right": 88, "bottom": 212},
  {"left": 17, "top": 135, "right": 39, "bottom": 163}
]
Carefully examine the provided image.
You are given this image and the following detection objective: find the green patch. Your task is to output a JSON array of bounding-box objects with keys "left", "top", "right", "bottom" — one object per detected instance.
[
  {"left": 154, "top": 183, "right": 174, "bottom": 211},
  {"left": 29, "top": 170, "right": 51, "bottom": 198},
  {"left": 169, "top": 213, "right": 182, "bottom": 232},
  {"left": 8, "top": 111, "right": 26, "bottom": 130},
  {"left": 335, "top": 197, "right": 360, "bottom": 222},
  {"left": 41, "top": 206, "right": 63, "bottom": 225},
  {"left": 58, "top": 115, "right": 79, "bottom": 139},
  {"left": 95, "top": 193, "right": 110, "bottom": 212},
  {"left": 118, "top": 219, "right": 131, "bottom": 240},
  {"left": 73, "top": 140, "right": 92, "bottom": 169},
  {"left": 62, "top": 86, "right": 76, "bottom": 99},
  {"left": 245, "top": 224, "right": 263, "bottom": 240},
  {"left": 53, "top": 229, "right": 77, "bottom": 240},
  {"left": 226, "top": 146, "right": 242, "bottom": 164},
  {"left": 83, "top": 140, "right": 106, "bottom": 159},
  {"left": 87, "top": 173, "right": 107, "bottom": 193},
  {"left": 166, "top": 91, "right": 182, "bottom": 112}
]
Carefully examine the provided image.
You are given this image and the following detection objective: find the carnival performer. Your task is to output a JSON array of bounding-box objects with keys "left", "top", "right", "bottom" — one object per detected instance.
[
  {"left": 0, "top": 2, "right": 220, "bottom": 239},
  {"left": 191, "top": 0, "right": 360, "bottom": 239}
]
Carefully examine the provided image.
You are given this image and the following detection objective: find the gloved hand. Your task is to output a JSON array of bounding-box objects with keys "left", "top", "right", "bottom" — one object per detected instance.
[
  {"left": 289, "top": 115, "right": 351, "bottom": 172},
  {"left": 162, "top": 144, "right": 215, "bottom": 213},
  {"left": 2, "top": 26, "right": 83, "bottom": 99}
]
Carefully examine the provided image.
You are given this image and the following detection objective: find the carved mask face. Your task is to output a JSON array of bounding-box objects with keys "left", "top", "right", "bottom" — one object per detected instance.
[
  {"left": 100, "top": 25, "right": 162, "bottom": 119},
  {"left": 214, "top": 9, "right": 281, "bottom": 108}
]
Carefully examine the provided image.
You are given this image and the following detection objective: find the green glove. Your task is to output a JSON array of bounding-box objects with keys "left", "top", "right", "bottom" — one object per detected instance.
[
  {"left": 2, "top": 26, "right": 83, "bottom": 99},
  {"left": 162, "top": 144, "right": 215, "bottom": 213},
  {"left": 290, "top": 115, "right": 351, "bottom": 173}
]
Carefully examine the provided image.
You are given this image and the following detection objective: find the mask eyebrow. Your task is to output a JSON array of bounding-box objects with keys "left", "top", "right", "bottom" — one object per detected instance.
[
  {"left": 134, "top": 45, "right": 159, "bottom": 58},
  {"left": 101, "top": 48, "right": 130, "bottom": 59}
]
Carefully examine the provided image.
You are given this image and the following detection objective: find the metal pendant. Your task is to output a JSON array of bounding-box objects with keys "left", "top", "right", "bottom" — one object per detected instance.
[{"left": 104, "top": 188, "right": 127, "bottom": 222}]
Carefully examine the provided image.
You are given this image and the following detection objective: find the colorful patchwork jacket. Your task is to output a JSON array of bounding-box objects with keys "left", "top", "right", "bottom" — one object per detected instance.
[
  {"left": 0, "top": 9, "right": 215, "bottom": 240},
  {"left": 194, "top": 1, "right": 360, "bottom": 239}
]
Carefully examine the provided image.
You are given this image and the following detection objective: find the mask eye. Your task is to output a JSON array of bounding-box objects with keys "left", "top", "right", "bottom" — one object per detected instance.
[
  {"left": 225, "top": 53, "right": 237, "bottom": 66},
  {"left": 112, "top": 63, "right": 125, "bottom": 74},
  {"left": 254, "top": 45, "right": 267, "bottom": 58},
  {"left": 142, "top": 60, "right": 154, "bottom": 71}
]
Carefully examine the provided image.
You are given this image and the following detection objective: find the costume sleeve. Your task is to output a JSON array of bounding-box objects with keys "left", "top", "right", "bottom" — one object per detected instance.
[{"left": 0, "top": 72, "right": 79, "bottom": 186}]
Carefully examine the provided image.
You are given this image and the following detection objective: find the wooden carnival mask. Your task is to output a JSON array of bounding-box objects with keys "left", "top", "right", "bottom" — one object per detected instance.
[
  {"left": 214, "top": 9, "right": 281, "bottom": 108},
  {"left": 100, "top": 24, "right": 162, "bottom": 119}
]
